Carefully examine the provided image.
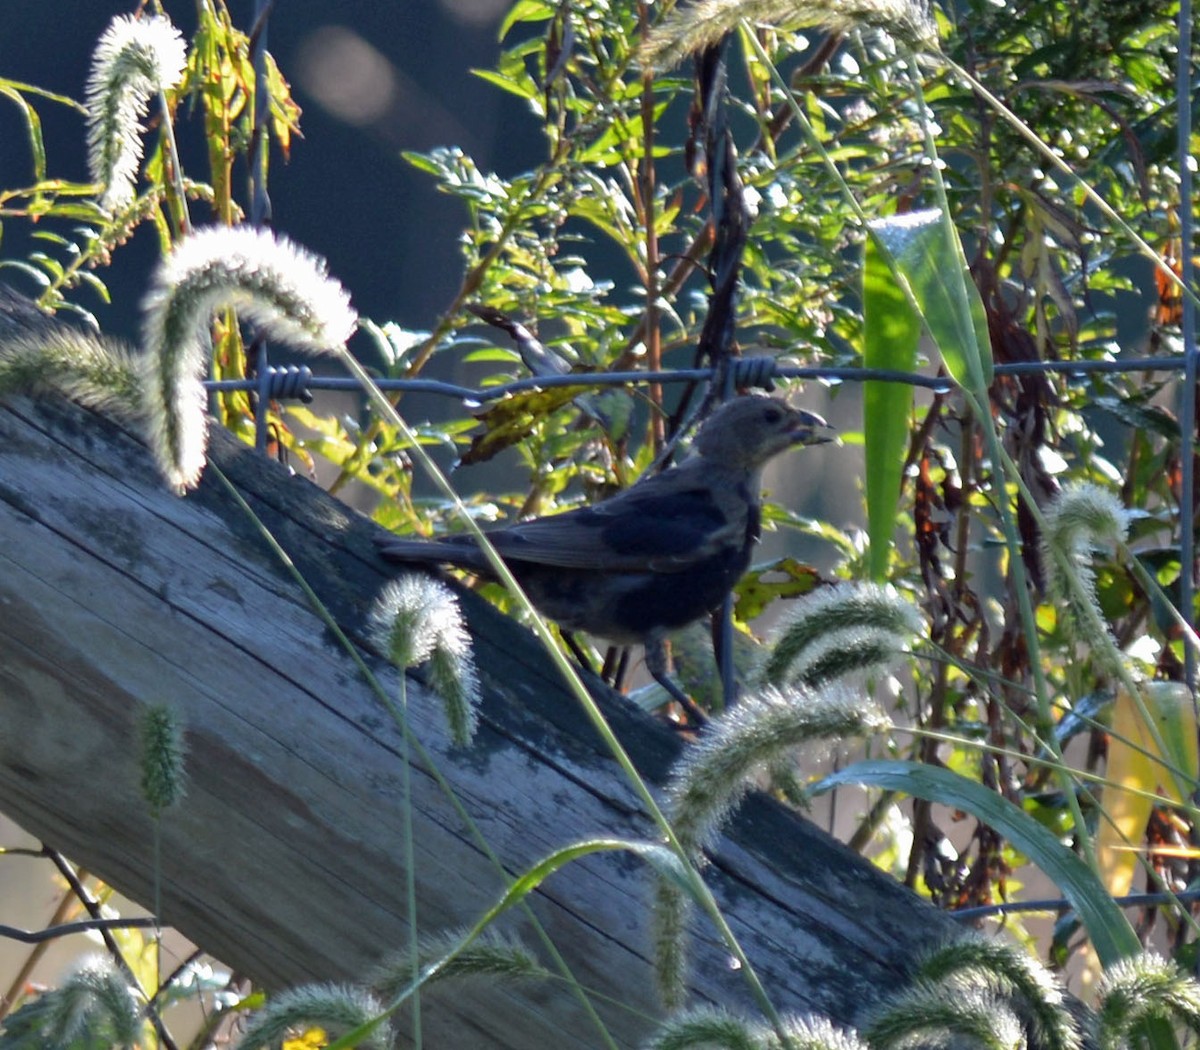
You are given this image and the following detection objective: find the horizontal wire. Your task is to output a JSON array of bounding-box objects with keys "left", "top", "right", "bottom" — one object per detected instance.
[
  {"left": 950, "top": 887, "right": 1200, "bottom": 921},
  {"left": 204, "top": 353, "right": 1189, "bottom": 404}
]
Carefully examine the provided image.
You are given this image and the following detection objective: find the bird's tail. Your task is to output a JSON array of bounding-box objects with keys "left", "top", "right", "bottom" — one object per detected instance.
[{"left": 375, "top": 535, "right": 491, "bottom": 574}]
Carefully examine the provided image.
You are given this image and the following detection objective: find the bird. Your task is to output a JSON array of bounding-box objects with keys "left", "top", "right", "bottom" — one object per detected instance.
[{"left": 377, "top": 394, "right": 832, "bottom": 716}]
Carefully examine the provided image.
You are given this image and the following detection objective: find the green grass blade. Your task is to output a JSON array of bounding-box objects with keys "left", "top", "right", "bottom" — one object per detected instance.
[
  {"left": 870, "top": 209, "right": 992, "bottom": 389},
  {"left": 862, "top": 228, "right": 920, "bottom": 580},
  {"left": 811, "top": 759, "right": 1140, "bottom": 964}
]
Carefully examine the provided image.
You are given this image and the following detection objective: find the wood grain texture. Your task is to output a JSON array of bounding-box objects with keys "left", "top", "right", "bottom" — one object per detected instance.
[{"left": 0, "top": 396, "right": 959, "bottom": 1048}]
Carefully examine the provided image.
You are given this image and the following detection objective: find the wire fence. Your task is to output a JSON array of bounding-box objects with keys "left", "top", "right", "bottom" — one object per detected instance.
[{"left": 202, "top": 351, "right": 1194, "bottom": 404}]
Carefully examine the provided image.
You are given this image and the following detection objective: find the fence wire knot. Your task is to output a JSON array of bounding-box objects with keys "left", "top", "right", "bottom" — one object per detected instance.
[
  {"left": 261, "top": 364, "right": 314, "bottom": 403},
  {"left": 728, "top": 355, "right": 778, "bottom": 392}
]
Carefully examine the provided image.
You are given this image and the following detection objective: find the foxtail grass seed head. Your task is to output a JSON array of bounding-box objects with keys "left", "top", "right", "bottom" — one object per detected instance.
[
  {"left": 644, "top": 1005, "right": 763, "bottom": 1050},
  {"left": 761, "top": 582, "right": 922, "bottom": 688},
  {"left": 1040, "top": 483, "right": 1129, "bottom": 672},
  {"left": 141, "top": 225, "right": 357, "bottom": 491},
  {"left": 234, "top": 984, "right": 389, "bottom": 1050},
  {"left": 865, "top": 979, "right": 1025, "bottom": 1050},
  {"left": 369, "top": 576, "right": 481, "bottom": 746},
  {"left": 647, "top": 1007, "right": 872, "bottom": 1050},
  {"left": 427, "top": 641, "right": 481, "bottom": 746},
  {"left": 139, "top": 704, "right": 187, "bottom": 816},
  {"left": 86, "top": 14, "right": 187, "bottom": 211},
  {"left": 774, "top": 1015, "right": 875, "bottom": 1050},
  {"left": 370, "top": 575, "right": 447, "bottom": 669},
  {"left": 370, "top": 929, "right": 547, "bottom": 1001},
  {"left": 0, "top": 327, "right": 143, "bottom": 419},
  {"left": 1096, "top": 953, "right": 1200, "bottom": 1050},
  {"left": 667, "top": 684, "right": 888, "bottom": 856},
  {"left": 46, "top": 955, "right": 140, "bottom": 1048},
  {"left": 1041, "top": 483, "right": 1129, "bottom": 565},
  {"left": 653, "top": 684, "right": 886, "bottom": 1008},
  {"left": 915, "top": 937, "right": 1078, "bottom": 1050},
  {"left": 652, "top": 877, "right": 693, "bottom": 1013},
  {"left": 642, "top": 0, "right": 936, "bottom": 71}
]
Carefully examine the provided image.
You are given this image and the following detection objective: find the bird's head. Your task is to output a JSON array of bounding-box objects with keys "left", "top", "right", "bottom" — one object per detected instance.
[{"left": 693, "top": 395, "right": 832, "bottom": 471}]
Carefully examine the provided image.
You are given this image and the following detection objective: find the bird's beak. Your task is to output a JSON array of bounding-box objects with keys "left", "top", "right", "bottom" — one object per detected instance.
[{"left": 790, "top": 409, "right": 835, "bottom": 446}]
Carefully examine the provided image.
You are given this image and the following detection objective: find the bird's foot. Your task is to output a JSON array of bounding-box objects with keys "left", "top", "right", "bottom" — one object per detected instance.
[{"left": 646, "top": 640, "right": 708, "bottom": 726}]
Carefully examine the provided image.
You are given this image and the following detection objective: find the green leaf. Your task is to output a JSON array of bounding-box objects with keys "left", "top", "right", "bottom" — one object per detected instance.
[
  {"left": 811, "top": 759, "right": 1140, "bottom": 965},
  {"left": 862, "top": 229, "right": 920, "bottom": 581},
  {"left": 498, "top": 0, "right": 554, "bottom": 41},
  {"left": 472, "top": 67, "right": 539, "bottom": 103},
  {"left": 868, "top": 209, "right": 993, "bottom": 390},
  {"left": 0, "top": 85, "right": 47, "bottom": 184}
]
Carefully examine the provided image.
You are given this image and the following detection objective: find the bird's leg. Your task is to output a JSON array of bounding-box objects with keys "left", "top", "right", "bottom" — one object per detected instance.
[
  {"left": 561, "top": 631, "right": 596, "bottom": 674},
  {"left": 645, "top": 639, "right": 707, "bottom": 725},
  {"left": 712, "top": 595, "right": 738, "bottom": 712},
  {"left": 603, "top": 646, "right": 632, "bottom": 692}
]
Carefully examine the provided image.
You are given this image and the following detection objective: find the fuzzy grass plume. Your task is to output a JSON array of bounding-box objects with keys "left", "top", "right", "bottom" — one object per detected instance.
[
  {"left": 1096, "top": 953, "right": 1200, "bottom": 1050},
  {"left": 642, "top": 0, "right": 936, "bottom": 70},
  {"left": 138, "top": 704, "right": 187, "bottom": 816},
  {"left": 864, "top": 979, "right": 1025, "bottom": 1050},
  {"left": 653, "top": 876, "right": 693, "bottom": 1011},
  {"left": 647, "top": 1007, "right": 872, "bottom": 1050},
  {"left": 0, "top": 288, "right": 143, "bottom": 416},
  {"left": 86, "top": 14, "right": 187, "bottom": 212},
  {"left": 39, "top": 955, "right": 141, "bottom": 1049},
  {"left": 0, "top": 323, "right": 144, "bottom": 419},
  {"left": 768, "top": 1015, "right": 874, "bottom": 1050},
  {"left": 1040, "top": 482, "right": 1129, "bottom": 674},
  {"left": 141, "top": 225, "right": 357, "bottom": 491},
  {"left": 370, "top": 929, "right": 549, "bottom": 1001},
  {"left": 234, "top": 983, "right": 389, "bottom": 1050},
  {"left": 912, "top": 937, "right": 1079, "bottom": 1050},
  {"left": 369, "top": 575, "right": 481, "bottom": 746},
  {"left": 667, "top": 683, "right": 887, "bottom": 855},
  {"left": 760, "top": 582, "right": 923, "bottom": 688},
  {"left": 645, "top": 1005, "right": 762, "bottom": 1049},
  {"left": 655, "top": 683, "right": 886, "bottom": 1006}
]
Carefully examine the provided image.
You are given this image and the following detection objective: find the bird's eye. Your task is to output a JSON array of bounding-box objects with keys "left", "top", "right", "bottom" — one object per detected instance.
[{"left": 763, "top": 406, "right": 783, "bottom": 424}]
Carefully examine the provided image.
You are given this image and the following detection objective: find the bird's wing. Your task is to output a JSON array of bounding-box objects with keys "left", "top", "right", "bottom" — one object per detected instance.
[{"left": 479, "top": 467, "right": 749, "bottom": 572}]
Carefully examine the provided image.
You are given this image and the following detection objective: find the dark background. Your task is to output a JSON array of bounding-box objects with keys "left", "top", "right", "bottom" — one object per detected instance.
[{"left": 0, "top": 1, "right": 538, "bottom": 346}]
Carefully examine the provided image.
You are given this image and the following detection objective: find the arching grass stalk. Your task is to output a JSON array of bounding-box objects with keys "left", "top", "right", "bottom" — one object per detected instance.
[
  {"left": 986, "top": 436, "right": 1198, "bottom": 808},
  {"left": 741, "top": 24, "right": 1095, "bottom": 872},
  {"left": 898, "top": 52, "right": 1115, "bottom": 872},
  {"left": 351, "top": 320, "right": 791, "bottom": 1040},
  {"left": 654, "top": 682, "right": 888, "bottom": 1006},
  {"left": 367, "top": 576, "right": 480, "bottom": 1049},
  {"left": 321, "top": 839, "right": 686, "bottom": 1050}
]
